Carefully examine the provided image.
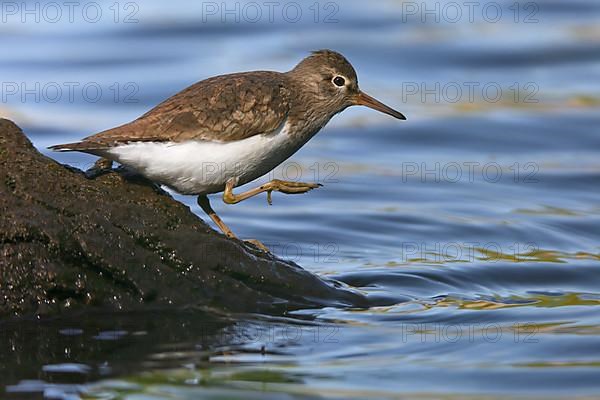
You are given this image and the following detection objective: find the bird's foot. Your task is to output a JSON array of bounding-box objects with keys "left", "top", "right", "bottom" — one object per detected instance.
[
  {"left": 265, "top": 179, "right": 322, "bottom": 205},
  {"left": 85, "top": 158, "right": 114, "bottom": 179},
  {"left": 243, "top": 239, "right": 270, "bottom": 253}
]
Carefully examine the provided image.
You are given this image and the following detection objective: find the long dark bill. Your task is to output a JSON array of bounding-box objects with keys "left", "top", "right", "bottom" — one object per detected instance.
[{"left": 354, "top": 91, "right": 406, "bottom": 120}]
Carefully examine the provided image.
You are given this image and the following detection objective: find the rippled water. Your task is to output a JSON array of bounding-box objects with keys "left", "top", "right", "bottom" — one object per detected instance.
[{"left": 2, "top": 0, "right": 600, "bottom": 398}]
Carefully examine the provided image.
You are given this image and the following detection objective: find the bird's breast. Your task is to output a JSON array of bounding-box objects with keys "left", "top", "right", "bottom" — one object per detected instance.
[{"left": 104, "top": 120, "right": 306, "bottom": 195}]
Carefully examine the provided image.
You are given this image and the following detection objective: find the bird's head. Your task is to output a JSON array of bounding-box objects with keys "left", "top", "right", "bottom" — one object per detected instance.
[{"left": 290, "top": 49, "right": 406, "bottom": 120}]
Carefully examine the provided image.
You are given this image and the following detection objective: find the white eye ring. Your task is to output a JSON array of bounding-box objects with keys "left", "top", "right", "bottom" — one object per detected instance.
[{"left": 332, "top": 76, "right": 346, "bottom": 87}]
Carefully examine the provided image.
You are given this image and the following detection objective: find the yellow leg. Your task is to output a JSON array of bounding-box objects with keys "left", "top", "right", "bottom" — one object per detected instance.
[
  {"left": 85, "top": 157, "right": 113, "bottom": 178},
  {"left": 93, "top": 157, "right": 113, "bottom": 170},
  {"left": 197, "top": 195, "right": 236, "bottom": 239},
  {"left": 223, "top": 178, "right": 322, "bottom": 205},
  {"left": 197, "top": 195, "right": 269, "bottom": 252}
]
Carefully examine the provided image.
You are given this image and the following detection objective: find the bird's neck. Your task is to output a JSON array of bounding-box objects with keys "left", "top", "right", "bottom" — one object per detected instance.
[
  {"left": 286, "top": 81, "right": 343, "bottom": 142},
  {"left": 286, "top": 106, "right": 338, "bottom": 147}
]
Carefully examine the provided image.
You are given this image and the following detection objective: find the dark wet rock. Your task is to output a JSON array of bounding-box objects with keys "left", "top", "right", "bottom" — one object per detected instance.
[{"left": 0, "top": 119, "right": 366, "bottom": 318}]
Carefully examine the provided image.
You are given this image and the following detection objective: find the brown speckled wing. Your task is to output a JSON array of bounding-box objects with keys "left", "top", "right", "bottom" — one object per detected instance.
[{"left": 77, "top": 71, "right": 291, "bottom": 148}]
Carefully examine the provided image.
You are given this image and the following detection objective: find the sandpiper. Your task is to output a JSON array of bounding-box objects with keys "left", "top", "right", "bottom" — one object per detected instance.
[{"left": 50, "top": 50, "right": 405, "bottom": 250}]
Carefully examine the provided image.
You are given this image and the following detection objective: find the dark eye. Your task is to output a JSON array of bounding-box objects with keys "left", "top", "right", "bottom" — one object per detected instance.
[{"left": 333, "top": 76, "right": 346, "bottom": 87}]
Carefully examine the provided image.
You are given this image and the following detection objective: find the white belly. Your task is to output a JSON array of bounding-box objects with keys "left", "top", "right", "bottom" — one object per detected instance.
[{"left": 102, "top": 122, "right": 302, "bottom": 195}]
